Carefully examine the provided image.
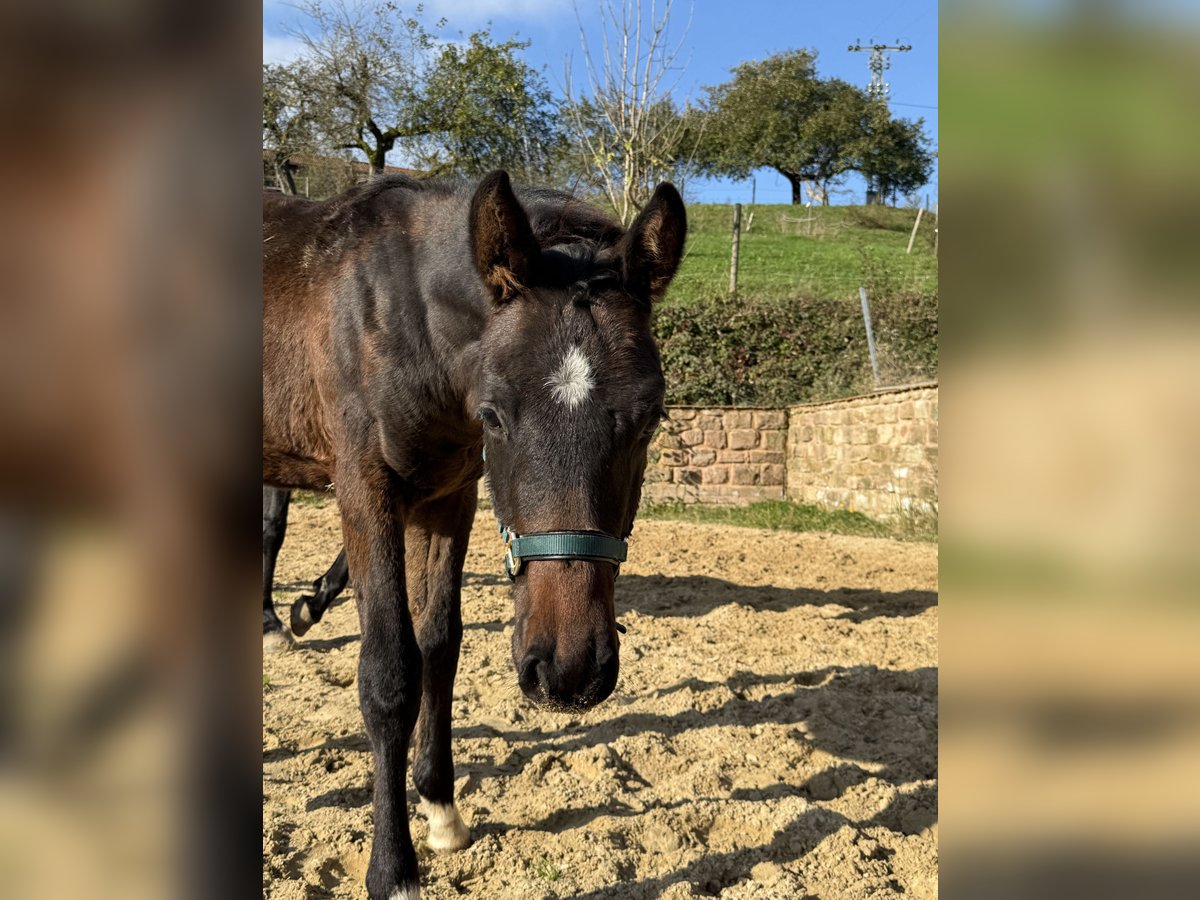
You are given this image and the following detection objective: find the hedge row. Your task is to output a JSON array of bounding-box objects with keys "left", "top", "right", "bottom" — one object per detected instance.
[{"left": 654, "top": 292, "right": 937, "bottom": 407}]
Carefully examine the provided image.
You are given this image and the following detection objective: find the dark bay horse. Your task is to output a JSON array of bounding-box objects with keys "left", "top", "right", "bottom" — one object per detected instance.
[
  {"left": 263, "top": 171, "right": 685, "bottom": 899},
  {"left": 262, "top": 485, "right": 348, "bottom": 647}
]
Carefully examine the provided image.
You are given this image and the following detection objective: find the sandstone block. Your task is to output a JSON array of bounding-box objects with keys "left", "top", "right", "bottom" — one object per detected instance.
[
  {"left": 728, "top": 429, "right": 758, "bottom": 450},
  {"left": 749, "top": 450, "right": 785, "bottom": 464},
  {"left": 730, "top": 467, "right": 759, "bottom": 486},
  {"left": 753, "top": 410, "right": 786, "bottom": 428},
  {"left": 760, "top": 463, "right": 785, "bottom": 484}
]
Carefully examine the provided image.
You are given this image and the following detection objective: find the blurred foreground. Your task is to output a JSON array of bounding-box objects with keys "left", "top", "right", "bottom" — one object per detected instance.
[
  {"left": 0, "top": 4, "right": 260, "bottom": 898},
  {"left": 942, "top": 2, "right": 1200, "bottom": 896}
]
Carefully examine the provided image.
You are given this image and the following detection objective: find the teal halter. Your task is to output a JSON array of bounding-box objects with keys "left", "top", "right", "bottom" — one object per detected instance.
[
  {"left": 483, "top": 446, "right": 628, "bottom": 581},
  {"left": 497, "top": 523, "right": 628, "bottom": 580}
]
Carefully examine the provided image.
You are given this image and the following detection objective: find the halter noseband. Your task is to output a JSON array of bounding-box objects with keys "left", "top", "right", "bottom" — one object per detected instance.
[
  {"left": 484, "top": 447, "right": 628, "bottom": 581},
  {"left": 497, "top": 523, "right": 628, "bottom": 580}
]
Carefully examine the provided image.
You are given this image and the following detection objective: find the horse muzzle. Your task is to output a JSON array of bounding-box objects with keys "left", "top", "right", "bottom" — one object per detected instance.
[{"left": 510, "top": 558, "right": 620, "bottom": 711}]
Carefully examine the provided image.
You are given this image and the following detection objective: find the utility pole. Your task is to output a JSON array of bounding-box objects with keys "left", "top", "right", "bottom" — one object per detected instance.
[
  {"left": 847, "top": 39, "right": 912, "bottom": 99},
  {"left": 849, "top": 39, "right": 912, "bottom": 203}
]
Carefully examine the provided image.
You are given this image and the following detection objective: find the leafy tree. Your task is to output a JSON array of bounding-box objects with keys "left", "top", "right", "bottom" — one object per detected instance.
[
  {"left": 263, "top": 62, "right": 318, "bottom": 193},
  {"left": 854, "top": 109, "right": 935, "bottom": 205},
  {"left": 798, "top": 80, "right": 875, "bottom": 205},
  {"left": 418, "top": 33, "right": 564, "bottom": 181},
  {"left": 694, "top": 49, "right": 825, "bottom": 204},
  {"left": 284, "top": 1, "right": 566, "bottom": 182},
  {"left": 696, "top": 49, "right": 932, "bottom": 205}
]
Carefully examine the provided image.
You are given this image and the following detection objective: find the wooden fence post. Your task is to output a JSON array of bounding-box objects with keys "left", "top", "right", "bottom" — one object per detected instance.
[
  {"left": 729, "top": 203, "right": 742, "bottom": 298},
  {"left": 906, "top": 206, "right": 925, "bottom": 254}
]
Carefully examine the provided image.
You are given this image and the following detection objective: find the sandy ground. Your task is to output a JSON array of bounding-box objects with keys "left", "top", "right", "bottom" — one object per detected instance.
[{"left": 263, "top": 500, "right": 938, "bottom": 899}]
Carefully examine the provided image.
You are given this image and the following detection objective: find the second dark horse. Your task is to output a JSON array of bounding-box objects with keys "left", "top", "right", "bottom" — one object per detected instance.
[
  {"left": 262, "top": 486, "right": 348, "bottom": 646},
  {"left": 262, "top": 171, "right": 685, "bottom": 899}
]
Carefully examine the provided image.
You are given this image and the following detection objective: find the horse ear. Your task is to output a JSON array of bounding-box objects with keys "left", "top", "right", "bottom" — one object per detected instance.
[
  {"left": 469, "top": 171, "right": 538, "bottom": 303},
  {"left": 620, "top": 183, "right": 687, "bottom": 302}
]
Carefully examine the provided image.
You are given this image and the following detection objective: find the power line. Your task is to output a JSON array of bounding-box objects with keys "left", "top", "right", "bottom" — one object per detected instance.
[{"left": 891, "top": 101, "right": 937, "bottom": 110}]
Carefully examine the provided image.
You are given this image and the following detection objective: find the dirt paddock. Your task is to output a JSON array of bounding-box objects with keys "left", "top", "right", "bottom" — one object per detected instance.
[{"left": 263, "top": 500, "right": 938, "bottom": 899}]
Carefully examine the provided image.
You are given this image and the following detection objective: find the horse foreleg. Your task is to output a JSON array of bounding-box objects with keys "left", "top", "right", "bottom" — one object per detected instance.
[
  {"left": 407, "top": 486, "right": 475, "bottom": 853},
  {"left": 262, "top": 486, "right": 292, "bottom": 650},
  {"left": 289, "top": 546, "right": 348, "bottom": 637},
  {"left": 339, "top": 456, "right": 422, "bottom": 900}
]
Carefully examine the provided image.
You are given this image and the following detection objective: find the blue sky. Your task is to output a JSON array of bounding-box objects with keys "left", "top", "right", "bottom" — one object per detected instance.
[{"left": 264, "top": 1, "right": 938, "bottom": 205}]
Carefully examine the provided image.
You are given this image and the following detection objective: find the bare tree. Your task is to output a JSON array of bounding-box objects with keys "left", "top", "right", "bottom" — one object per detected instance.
[
  {"left": 263, "top": 61, "right": 318, "bottom": 194},
  {"left": 563, "top": 0, "right": 695, "bottom": 225},
  {"left": 286, "top": 0, "right": 440, "bottom": 178}
]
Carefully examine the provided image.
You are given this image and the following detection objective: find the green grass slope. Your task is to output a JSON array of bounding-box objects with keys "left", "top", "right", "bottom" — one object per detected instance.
[{"left": 666, "top": 203, "right": 938, "bottom": 305}]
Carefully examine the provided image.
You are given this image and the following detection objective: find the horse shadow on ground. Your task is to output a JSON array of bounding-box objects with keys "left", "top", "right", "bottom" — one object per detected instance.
[
  {"left": 278, "top": 569, "right": 937, "bottom": 630},
  {"left": 457, "top": 663, "right": 937, "bottom": 898},
  {"left": 615, "top": 573, "right": 936, "bottom": 622}
]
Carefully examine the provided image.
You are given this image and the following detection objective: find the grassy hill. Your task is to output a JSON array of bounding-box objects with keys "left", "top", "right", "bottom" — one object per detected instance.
[{"left": 666, "top": 203, "right": 938, "bottom": 305}]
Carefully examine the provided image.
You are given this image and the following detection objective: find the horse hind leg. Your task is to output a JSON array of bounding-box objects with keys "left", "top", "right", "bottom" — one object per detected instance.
[
  {"left": 263, "top": 486, "right": 294, "bottom": 652},
  {"left": 290, "top": 547, "right": 348, "bottom": 637}
]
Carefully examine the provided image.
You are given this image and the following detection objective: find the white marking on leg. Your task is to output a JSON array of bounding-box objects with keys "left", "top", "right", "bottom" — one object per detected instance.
[
  {"left": 545, "top": 345, "right": 594, "bottom": 409},
  {"left": 298, "top": 602, "right": 313, "bottom": 626},
  {"left": 419, "top": 798, "right": 471, "bottom": 852},
  {"left": 388, "top": 885, "right": 420, "bottom": 900}
]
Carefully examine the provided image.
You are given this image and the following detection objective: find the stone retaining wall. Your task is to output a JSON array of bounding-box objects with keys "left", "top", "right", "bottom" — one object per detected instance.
[
  {"left": 785, "top": 384, "right": 938, "bottom": 519},
  {"left": 644, "top": 384, "right": 938, "bottom": 518},
  {"left": 643, "top": 408, "right": 788, "bottom": 505}
]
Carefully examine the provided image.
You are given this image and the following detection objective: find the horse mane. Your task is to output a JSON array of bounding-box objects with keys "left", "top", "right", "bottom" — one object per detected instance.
[
  {"left": 517, "top": 186, "right": 624, "bottom": 251},
  {"left": 300, "top": 175, "right": 623, "bottom": 270}
]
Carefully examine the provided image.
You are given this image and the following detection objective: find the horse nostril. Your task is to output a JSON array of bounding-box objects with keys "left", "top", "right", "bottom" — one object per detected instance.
[{"left": 519, "top": 651, "right": 550, "bottom": 697}]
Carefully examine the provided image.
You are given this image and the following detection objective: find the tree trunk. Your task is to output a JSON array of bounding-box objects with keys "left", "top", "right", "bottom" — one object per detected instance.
[
  {"left": 274, "top": 160, "right": 297, "bottom": 195},
  {"left": 785, "top": 173, "right": 802, "bottom": 205},
  {"left": 368, "top": 146, "right": 387, "bottom": 181},
  {"left": 821, "top": 180, "right": 830, "bottom": 206}
]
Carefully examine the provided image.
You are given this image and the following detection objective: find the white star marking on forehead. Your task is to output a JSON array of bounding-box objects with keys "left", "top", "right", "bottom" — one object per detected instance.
[{"left": 545, "top": 344, "right": 595, "bottom": 409}]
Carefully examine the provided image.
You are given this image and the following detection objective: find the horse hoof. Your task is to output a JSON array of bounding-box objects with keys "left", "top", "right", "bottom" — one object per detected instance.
[
  {"left": 420, "top": 800, "right": 471, "bottom": 852},
  {"left": 263, "top": 628, "right": 293, "bottom": 653},
  {"left": 290, "top": 596, "right": 316, "bottom": 637}
]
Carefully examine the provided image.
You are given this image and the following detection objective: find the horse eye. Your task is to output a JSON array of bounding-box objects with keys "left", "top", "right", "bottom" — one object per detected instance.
[
  {"left": 644, "top": 414, "right": 666, "bottom": 438},
  {"left": 478, "top": 406, "right": 503, "bottom": 431}
]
